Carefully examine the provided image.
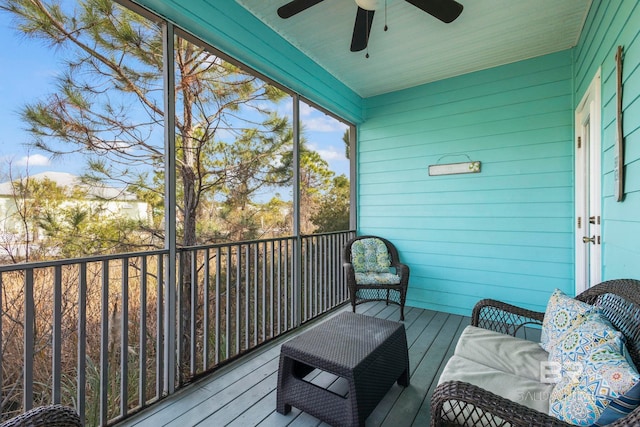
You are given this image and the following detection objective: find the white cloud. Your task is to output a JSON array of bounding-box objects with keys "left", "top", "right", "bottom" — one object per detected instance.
[
  {"left": 300, "top": 103, "right": 314, "bottom": 117},
  {"left": 300, "top": 103, "right": 348, "bottom": 132},
  {"left": 309, "top": 143, "right": 347, "bottom": 162},
  {"left": 316, "top": 147, "right": 346, "bottom": 161},
  {"left": 304, "top": 116, "right": 347, "bottom": 132},
  {"left": 15, "top": 154, "right": 50, "bottom": 167}
]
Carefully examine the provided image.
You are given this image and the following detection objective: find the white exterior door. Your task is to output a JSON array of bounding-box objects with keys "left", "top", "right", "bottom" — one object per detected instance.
[{"left": 575, "top": 70, "right": 602, "bottom": 294}]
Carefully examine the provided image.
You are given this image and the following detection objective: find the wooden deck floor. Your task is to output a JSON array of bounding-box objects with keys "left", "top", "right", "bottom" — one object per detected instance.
[{"left": 116, "top": 302, "right": 470, "bottom": 427}]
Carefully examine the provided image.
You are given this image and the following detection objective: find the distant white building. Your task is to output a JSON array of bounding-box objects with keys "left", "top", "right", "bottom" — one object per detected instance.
[{"left": 0, "top": 171, "right": 149, "bottom": 257}]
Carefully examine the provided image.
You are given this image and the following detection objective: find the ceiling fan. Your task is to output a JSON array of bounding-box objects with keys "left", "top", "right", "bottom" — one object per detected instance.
[{"left": 277, "top": 0, "right": 463, "bottom": 53}]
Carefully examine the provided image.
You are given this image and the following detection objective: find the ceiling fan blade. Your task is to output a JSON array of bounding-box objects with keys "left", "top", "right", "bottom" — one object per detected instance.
[
  {"left": 404, "top": 0, "right": 463, "bottom": 23},
  {"left": 350, "top": 7, "right": 375, "bottom": 52},
  {"left": 277, "top": 0, "right": 326, "bottom": 18}
]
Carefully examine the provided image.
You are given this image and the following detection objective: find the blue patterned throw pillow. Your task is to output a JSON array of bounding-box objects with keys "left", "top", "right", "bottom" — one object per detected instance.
[
  {"left": 549, "top": 346, "right": 639, "bottom": 425},
  {"left": 548, "top": 313, "right": 624, "bottom": 367},
  {"left": 548, "top": 314, "right": 640, "bottom": 425},
  {"left": 350, "top": 238, "right": 391, "bottom": 274},
  {"left": 540, "top": 289, "right": 597, "bottom": 352}
]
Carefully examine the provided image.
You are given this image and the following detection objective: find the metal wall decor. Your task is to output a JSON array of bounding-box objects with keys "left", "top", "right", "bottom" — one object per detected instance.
[
  {"left": 428, "top": 158, "right": 481, "bottom": 176},
  {"left": 615, "top": 45, "right": 625, "bottom": 202}
]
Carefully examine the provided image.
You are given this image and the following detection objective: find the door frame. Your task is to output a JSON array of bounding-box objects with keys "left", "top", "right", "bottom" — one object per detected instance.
[{"left": 575, "top": 68, "right": 602, "bottom": 294}]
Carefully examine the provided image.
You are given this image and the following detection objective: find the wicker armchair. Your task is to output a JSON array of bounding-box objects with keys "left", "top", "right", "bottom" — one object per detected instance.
[
  {"left": 430, "top": 278, "right": 640, "bottom": 427},
  {"left": 0, "top": 404, "right": 82, "bottom": 427},
  {"left": 343, "top": 235, "right": 409, "bottom": 321}
]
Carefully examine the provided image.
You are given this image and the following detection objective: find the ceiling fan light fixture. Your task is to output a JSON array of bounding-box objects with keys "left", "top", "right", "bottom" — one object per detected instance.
[{"left": 355, "top": 0, "right": 384, "bottom": 11}]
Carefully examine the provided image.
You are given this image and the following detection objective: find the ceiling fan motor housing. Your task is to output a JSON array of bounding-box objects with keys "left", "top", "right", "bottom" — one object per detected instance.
[{"left": 355, "top": 0, "right": 385, "bottom": 11}]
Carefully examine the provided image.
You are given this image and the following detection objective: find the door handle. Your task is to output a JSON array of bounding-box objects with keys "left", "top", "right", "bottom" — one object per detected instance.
[{"left": 582, "top": 236, "right": 595, "bottom": 244}]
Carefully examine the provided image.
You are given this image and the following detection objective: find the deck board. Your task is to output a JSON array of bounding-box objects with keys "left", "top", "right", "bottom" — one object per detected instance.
[
  {"left": 117, "top": 302, "right": 470, "bottom": 427},
  {"left": 413, "top": 317, "right": 469, "bottom": 424}
]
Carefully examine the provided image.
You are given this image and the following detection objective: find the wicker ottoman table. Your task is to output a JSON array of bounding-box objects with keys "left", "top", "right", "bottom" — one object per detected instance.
[{"left": 276, "top": 312, "right": 410, "bottom": 427}]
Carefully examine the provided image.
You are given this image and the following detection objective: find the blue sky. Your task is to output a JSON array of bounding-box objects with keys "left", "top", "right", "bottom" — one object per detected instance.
[
  {"left": 0, "top": 10, "right": 68, "bottom": 173},
  {"left": 0, "top": 4, "right": 349, "bottom": 185}
]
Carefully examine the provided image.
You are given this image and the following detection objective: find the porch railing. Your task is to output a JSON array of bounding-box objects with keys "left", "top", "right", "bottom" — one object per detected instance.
[{"left": 0, "top": 230, "right": 354, "bottom": 426}]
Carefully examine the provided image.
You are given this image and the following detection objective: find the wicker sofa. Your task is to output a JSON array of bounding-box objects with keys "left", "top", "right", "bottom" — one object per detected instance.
[
  {"left": 431, "top": 278, "right": 640, "bottom": 426},
  {"left": 0, "top": 404, "right": 82, "bottom": 427}
]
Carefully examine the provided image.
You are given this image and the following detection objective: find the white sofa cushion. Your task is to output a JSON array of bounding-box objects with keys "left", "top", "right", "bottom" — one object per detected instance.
[
  {"left": 454, "top": 326, "right": 549, "bottom": 381},
  {"left": 438, "top": 355, "right": 554, "bottom": 414}
]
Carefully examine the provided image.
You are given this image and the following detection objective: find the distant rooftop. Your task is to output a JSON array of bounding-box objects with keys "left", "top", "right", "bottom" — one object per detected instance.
[{"left": 0, "top": 171, "right": 137, "bottom": 200}]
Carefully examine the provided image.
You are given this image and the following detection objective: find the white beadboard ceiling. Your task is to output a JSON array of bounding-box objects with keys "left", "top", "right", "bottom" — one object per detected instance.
[{"left": 235, "top": 0, "right": 591, "bottom": 98}]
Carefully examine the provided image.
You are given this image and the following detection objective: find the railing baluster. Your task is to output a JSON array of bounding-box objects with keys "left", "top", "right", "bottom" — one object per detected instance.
[
  {"left": 225, "top": 247, "right": 231, "bottom": 360},
  {"left": 156, "top": 254, "right": 164, "bottom": 400},
  {"left": 23, "top": 268, "right": 34, "bottom": 411},
  {"left": 215, "top": 247, "right": 221, "bottom": 365},
  {"left": 314, "top": 237, "right": 318, "bottom": 317},
  {"left": 139, "top": 256, "right": 147, "bottom": 408},
  {"left": 317, "top": 236, "right": 322, "bottom": 314},
  {"left": 342, "top": 233, "right": 347, "bottom": 301},
  {"left": 308, "top": 237, "right": 312, "bottom": 320},
  {"left": 284, "top": 239, "right": 289, "bottom": 330},
  {"left": 236, "top": 245, "right": 241, "bottom": 355},
  {"left": 78, "top": 263, "right": 87, "bottom": 421},
  {"left": 320, "top": 236, "right": 324, "bottom": 314},
  {"left": 176, "top": 251, "right": 184, "bottom": 384},
  {"left": 316, "top": 236, "right": 321, "bottom": 314},
  {"left": 327, "top": 235, "right": 332, "bottom": 309},
  {"left": 203, "top": 248, "right": 210, "bottom": 370},
  {"left": 100, "top": 260, "right": 109, "bottom": 426},
  {"left": 277, "top": 240, "right": 281, "bottom": 335},
  {"left": 253, "top": 243, "right": 258, "bottom": 347},
  {"left": 322, "top": 236, "right": 327, "bottom": 312},
  {"left": 270, "top": 240, "right": 274, "bottom": 338},
  {"left": 313, "top": 237, "right": 318, "bottom": 314},
  {"left": 332, "top": 234, "right": 337, "bottom": 308},
  {"left": 53, "top": 265, "right": 62, "bottom": 404},
  {"left": 261, "top": 242, "right": 266, "bottom": 342},
  {"left": 294, "top": 234, "right": 301, "bottom": 328},
  {"left": 121, "top": 257, "right": 129, "bottom": 417},
  {"left": 338, "top": 233, "right": 342, "bottom": 301},
  {"left": 190, "top": 251, "right": 197, "bottom": 375},
  {"left": 307, "top": 237, "right": 312, "bottom": 318},
  {"left": 244, "top": 244, "right": 249, "bottom": 351},
  {"left": 301, "top": 237, "right": 306, "bottom": 321},
  {"left": 290, "top": 238, "right": 295, "bottom": 328}
]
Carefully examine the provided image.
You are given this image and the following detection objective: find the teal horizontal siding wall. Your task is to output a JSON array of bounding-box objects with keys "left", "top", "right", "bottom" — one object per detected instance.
[
  {"left": 360, "top": 51, "right": 575, "bottom": 315},
  {"left": 575, "top": 0, "right": 640, "bottom": 281},
  {"left": 133, "top": 0, "right": 363, "bottom": 123}
]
